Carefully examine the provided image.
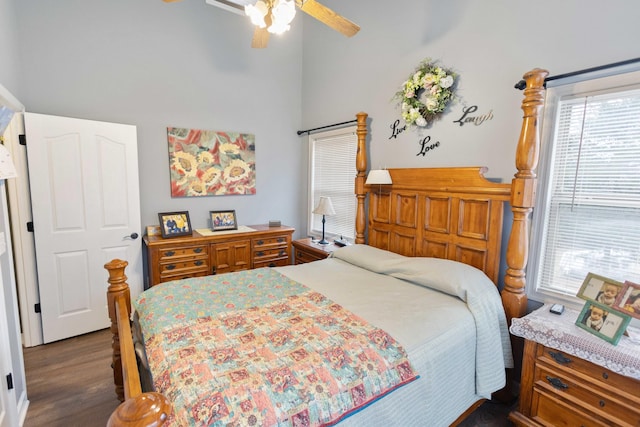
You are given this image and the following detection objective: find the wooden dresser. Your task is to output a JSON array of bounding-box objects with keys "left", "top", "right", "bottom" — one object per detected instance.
[
  {"left": 143, "top": 224, "right": 294, "bottom": 287},
  {"left": 292, "top": 238, "right": 340, "bottom": 264},
  {"left": 509, "top": 306, "right": 640, "bottom": 427}
]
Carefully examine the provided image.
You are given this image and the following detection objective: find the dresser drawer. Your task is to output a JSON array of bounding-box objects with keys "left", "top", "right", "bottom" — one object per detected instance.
[
  {"left": 252, "top": 235, "right": 289, "bottom": 249},
  {"left": 253, "top": 246, "right": 289, "bottom": 261},
  {"left": 534, "top": 364, "right": 640, "bottom": 426},
  {"left": 158, "top": 245, "right": 208, "bottom": 260},
  {"left": 537, "top": 345, "right": 639, "bottom": 399},
  {"left": 159, "top": 259, "right": 208, "bottom": 274},
  {"left": 254, "top": 258, "right": 290, "bottom": 269},
  {"left": 294, "top": 248, "right": 326, "bottom": 264},
  {"left": 159, "top": 269, "right": 210, "bottom": 283},
  {"left": 532, "top": 389, "right": 608, "bottom": 427}
]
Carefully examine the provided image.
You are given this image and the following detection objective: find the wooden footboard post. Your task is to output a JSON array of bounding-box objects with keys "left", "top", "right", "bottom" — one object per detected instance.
[
  {"left": 355, "top": 112, "right": 368, "bottom": 244},
  {"left": 106, "top": 259, "right": 171, "bottom": 427},
  {"left": 502, "top": 68, "right": 548, "bottom": 324},
  {"left": 106, "top": 259, "right": 131, "bottom": 402}
]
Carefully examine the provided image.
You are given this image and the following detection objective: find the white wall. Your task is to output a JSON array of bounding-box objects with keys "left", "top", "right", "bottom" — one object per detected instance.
[
  {"left": 13, "top": 0, "right": 305, "bottom": 233},
  {"left": 301, "top": 0, "right": 640, "bottom": 183},
  {"left": 0, "top": 0, "right": 20, "bottom": 95},
  {"left": 6, "top": 0, "right": 640, "bottom": 238}
]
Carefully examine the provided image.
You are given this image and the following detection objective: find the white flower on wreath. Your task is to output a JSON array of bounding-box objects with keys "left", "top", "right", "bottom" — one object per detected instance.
[{"left": 394, "top": 58, "right": 457, "bottom": 128}]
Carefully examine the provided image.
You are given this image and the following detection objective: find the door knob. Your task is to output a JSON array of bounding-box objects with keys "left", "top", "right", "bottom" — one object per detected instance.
[{"left": 125, "top": 232, "right": 139, "bottom": 240}]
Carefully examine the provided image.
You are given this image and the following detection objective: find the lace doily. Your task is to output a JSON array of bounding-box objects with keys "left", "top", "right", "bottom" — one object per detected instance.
[{"left": 510, "top": 304, "right": 640, "bottom": 380}]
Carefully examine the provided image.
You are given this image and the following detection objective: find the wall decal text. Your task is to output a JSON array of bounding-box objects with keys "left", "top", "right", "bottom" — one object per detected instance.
[
  {"left": 453, "top": 106, "right": 494, "bottom": 127},
  {"left": 389, "top": 119, "right": 407, "bottom": 139},
  {"left": 417, "top": 136, "right": 440, "bottom": 156}
]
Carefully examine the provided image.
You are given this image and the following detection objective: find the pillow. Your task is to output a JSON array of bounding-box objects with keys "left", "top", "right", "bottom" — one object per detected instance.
[
  {"left": 330, "top": 244, "right": 407, "bottom": 273},
  {"left": 385, "top": 256, "right": 499, "bottom": 302},
  {"left": 332, "top": 244, "right": 498, "bottom": 301}
]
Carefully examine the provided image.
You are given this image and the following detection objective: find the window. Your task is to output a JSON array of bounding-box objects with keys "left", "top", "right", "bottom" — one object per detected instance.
[
  {"left": 529, "top": 66, "right": 640, "bottom": 306},
  {"left": 308, "top": 126, "right": 357, "bottom": 241}
]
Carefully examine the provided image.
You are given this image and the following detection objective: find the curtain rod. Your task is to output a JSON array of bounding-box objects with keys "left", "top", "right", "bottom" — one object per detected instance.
[
  {"left": 297, "top": 119, "right": 357, "bottom": 136},
  {"left": 514, "top": 57, "right": 640, "bottom": 90}
]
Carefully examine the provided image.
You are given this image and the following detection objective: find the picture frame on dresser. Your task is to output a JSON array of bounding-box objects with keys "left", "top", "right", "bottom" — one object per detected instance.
[
  {"left": 210, "top": 210, "right": 238, "bottom": 231},
  {"left": 575, "top": 300, "right": 631, "bottom": 345},
  {"left": 613, "top": 281, "right": 640, "bottom": 319},
  {"left": 158, "top": 211, "right": 192, "bottom": 238},
  {"left": 576, "top": 272, "right": 624, "bottom": 307}
]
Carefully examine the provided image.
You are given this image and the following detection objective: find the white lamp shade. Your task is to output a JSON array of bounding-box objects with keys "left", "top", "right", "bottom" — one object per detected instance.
[
  {"left": 312, "top": 196, "right": 336, "bottom": 216},
  {"left": 245, "top": 1, "right": 268, "bottom": 28},
  {"left": 365, "top": 169, "right": 392, "bottom": 185}
]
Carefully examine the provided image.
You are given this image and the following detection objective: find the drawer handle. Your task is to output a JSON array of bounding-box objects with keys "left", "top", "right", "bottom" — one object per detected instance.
[
  {"left": 166, "top": 264, "right": 175, "bottom": 270},
  {"left": 545, "top": 376, "right": 568, "bottom": 390},
  {"left": 256, "top": 240, "right": 264, "bottom": 246},
  {"left": 257, "top": 251, "right": 264, "bottom": 257},
  {"left": 599, "top": 400, "right": 605, "bottom": 407},
  {"left": 548, "top": 351, "right": 572, "bottom": 365},
  {"left": 193, "top": 248, "right": 203, "bottom": 253},
  {"left": 602, "top": 372, "right": 608, "bottom": 380},
  {"left": 212, "top": 266, "right": 217, "bottom": 275},
  {"left": 279, "top": 250, "right": 286, "bottom": 256},
  {"left": 165, "top": 250, "right": 175, "bottom": 256},
  {"left": 277, "top": 237, "right": 284, "bottom": 243},
  {"left": 269, "top": 262, "right": 276, "bottom": 267},
  {"left": 194, "top": 260, "right": 204, "bottom": 266}
]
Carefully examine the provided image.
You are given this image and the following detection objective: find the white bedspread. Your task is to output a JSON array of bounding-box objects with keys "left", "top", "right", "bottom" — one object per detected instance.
[{"left": 275, "top": 244, "right": 513, "bottom": 426}]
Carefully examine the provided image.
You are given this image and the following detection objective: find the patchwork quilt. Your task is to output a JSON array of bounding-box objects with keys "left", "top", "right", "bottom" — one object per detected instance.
[{"left": 134, "top": 268, "right": 418, "bottom": 426}]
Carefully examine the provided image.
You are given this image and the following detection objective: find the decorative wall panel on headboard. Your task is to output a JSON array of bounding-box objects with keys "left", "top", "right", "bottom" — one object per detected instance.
[{"left": 367, "top": 167, "right": 511, "bottom": 285}]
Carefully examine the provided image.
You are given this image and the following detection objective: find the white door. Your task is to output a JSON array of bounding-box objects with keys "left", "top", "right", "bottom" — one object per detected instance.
[
  {"left": 24, "top": 113, "right": 142, "bottom": 343},
  {"left": 0, "top": 261, "right": 19, "bottom": 427}
]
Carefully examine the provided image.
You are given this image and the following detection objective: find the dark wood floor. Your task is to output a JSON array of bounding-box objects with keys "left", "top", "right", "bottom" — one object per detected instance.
[
  {"left": 22, "top": 329, "right": 119, "bottom": 426},
  {"left": 22, "top": 328, "right": 514, "bottom": 426}
]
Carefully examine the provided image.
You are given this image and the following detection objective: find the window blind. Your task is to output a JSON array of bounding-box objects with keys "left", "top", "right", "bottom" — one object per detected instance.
[
  {"left": 308, "top": 128, "right": 357, "bottom": 240},
  {"left": 534, "top": 88, "right": 640, "bottom": 299}
]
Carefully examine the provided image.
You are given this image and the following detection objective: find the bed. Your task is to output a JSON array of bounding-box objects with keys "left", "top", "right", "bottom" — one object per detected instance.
[{"left": 105, "top": 68, "right": 548, "bottom": 426}]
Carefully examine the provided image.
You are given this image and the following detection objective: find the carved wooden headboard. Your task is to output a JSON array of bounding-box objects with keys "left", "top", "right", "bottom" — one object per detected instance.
[
  {"left": 367, "top": 167, "right": 510, "bottom": 285},
  {"left": 353, "top": 68, "right": 548, "bottom": 325}
]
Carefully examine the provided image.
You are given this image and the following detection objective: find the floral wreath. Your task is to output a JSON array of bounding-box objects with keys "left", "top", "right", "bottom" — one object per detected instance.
[{"left": 395, "top": 59, "right": 457, "bottom": 128}]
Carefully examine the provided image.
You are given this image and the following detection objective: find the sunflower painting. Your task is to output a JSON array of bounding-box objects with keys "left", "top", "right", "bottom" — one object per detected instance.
[{"left": 167, "top": 127, "right": 256, "bottom": 197}]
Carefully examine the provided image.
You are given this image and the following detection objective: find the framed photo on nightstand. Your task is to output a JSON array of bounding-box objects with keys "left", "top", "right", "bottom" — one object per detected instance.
[
  {"left": 575, "top": 300, "right": 631, "bottom": 345},
  {"left": 613, "top": 281, "right": 640, "bottom": 320},
  {"left": 576, "top": 272, "right": 624, "bottom": 308}
]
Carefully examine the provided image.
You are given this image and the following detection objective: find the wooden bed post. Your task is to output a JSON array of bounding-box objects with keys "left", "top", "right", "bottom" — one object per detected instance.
[
  {"left": 106, "top": 258, "right": 130, "bottom": 402},
  {"left": 502, "top": 68, "right": 548, "bottom": 324},
  {"left": 355, "top": 112, "right": 368, "bottom": 244},
  {"left": 105, "top": 259, "right": 171, "bottom": 427}
]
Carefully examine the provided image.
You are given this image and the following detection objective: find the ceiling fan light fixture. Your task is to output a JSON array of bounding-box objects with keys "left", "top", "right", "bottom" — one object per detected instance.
[
  {"left": 245, "top": 1, "right": 268, "bottom": 28},
  {"left": 271, "top": 0, "right": 296, "bottom": 25}
]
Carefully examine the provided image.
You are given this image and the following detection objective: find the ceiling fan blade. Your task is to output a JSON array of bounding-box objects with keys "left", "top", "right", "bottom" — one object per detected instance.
[
  {"left": 297, "top": 0, "right": 360, "bottom": 38},
  {"left": 252, "top": 27, "right": 270, "bottom": 48}
]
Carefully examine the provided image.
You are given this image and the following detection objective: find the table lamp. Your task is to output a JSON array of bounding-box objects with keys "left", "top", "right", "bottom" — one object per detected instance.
[
  {"left": 312, "top": 196, "right": 335, "bottom": 244},
  {"left": 365, "top": 169, "right": 392, "bottom": 192}
]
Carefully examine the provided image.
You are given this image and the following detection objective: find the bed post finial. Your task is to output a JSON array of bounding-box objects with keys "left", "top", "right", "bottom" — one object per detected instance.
[
  {"left": 355, "top": 112, "right": 368, "bottom": 244},
  {"left": 105, "top": 259, "right": 130, "bottom": 402},
  {"left": 502, "top": 68, "right": 548, "bottom": 324}
]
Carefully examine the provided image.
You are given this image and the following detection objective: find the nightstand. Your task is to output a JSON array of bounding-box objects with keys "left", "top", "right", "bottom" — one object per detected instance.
[
  {"left": 509, "top": 304, "right": 640, "bottom": 426},
  {"left": 292, "top": 238, "right": 340, "bottom": 264}
]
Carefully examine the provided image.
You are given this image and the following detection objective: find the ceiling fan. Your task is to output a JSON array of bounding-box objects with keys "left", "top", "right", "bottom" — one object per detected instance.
[{"left": 163, "top": 0, "right": 360, "bottom": 48}]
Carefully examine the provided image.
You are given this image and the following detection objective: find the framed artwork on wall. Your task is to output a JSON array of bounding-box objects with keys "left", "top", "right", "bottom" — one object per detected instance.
[
  {"left": 158, "top": 211, "right": 192, "bottom": 238},
  {"left": 167, "top": 127, "right": 256, "bottom": 197},
  {"left": 210, "top": 210, "right": 238, "bottom": 231}
]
